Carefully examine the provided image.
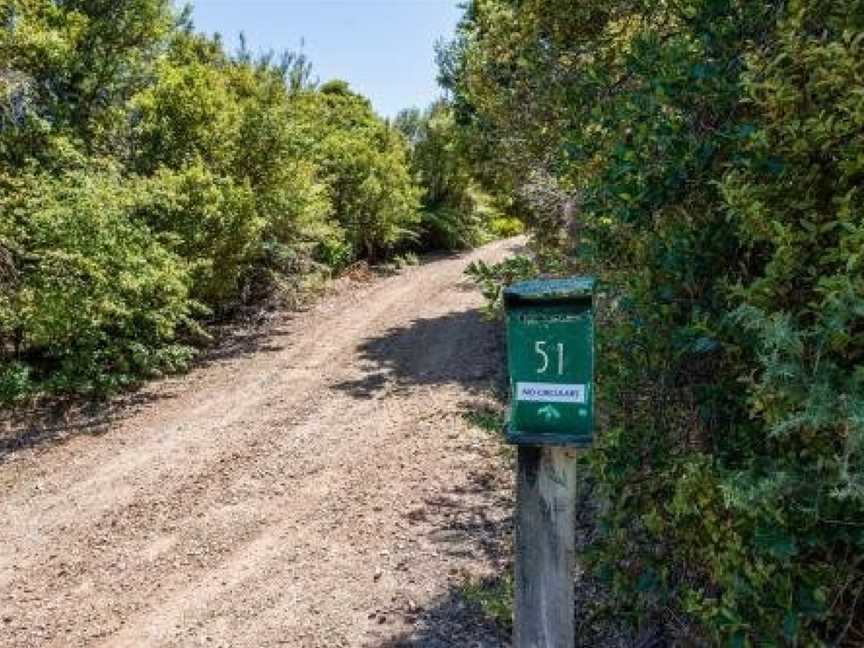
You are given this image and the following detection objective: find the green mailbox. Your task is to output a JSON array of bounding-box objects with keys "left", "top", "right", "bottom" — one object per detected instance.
[{"left": 504, "top": 277, "right": 595, "bottom": 446}]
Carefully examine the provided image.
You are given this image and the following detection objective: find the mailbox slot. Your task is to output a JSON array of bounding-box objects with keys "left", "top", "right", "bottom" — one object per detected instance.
[{"left": 504, "top": 277, "right": 595, "bottom": 446}]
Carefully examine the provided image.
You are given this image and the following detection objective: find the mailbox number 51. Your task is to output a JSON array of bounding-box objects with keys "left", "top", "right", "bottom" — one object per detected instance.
[{"left": 534, "top": 341, "right": 565, "bottom": 376}]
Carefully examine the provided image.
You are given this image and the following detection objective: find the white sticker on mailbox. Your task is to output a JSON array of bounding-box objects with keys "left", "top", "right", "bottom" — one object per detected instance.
[{"left": 516, "top": 382, "right": 587, "bottom": 404}]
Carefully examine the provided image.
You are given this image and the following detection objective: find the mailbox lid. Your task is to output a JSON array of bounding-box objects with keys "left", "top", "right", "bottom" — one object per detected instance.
[{"left": 503, "top": 276, "right": 595, "bottom": 306}]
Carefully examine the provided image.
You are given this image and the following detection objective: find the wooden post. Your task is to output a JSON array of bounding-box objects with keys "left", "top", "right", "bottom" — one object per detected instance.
[{"left": 514, "top": 445, "right": 578, "bottom": 648}]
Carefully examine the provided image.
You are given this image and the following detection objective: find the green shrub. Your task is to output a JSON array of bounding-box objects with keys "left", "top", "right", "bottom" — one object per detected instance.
[
  {"left": 0, "top": 361, "right": 32, "bottom": 402},
  {"left": 451, "top": 0, "right": 864, "bottom": 642},
  {"left": 133, "top": 164, "right": 263, "bottom": 306},
  {"left": 0, "top": 165, "right": 196, "bottom": 397},
  {"left": 465, "top": 256, "right": 540, "bottom": 317},
  {"left": 419, "top": 205, "right": 485, "bottom": 250},
  {"left": 298, "top": 85, "right": 422, "bottom": 262},
  {"left": 395, "top": 101, "right": 512, "bottom": 250},
  {"left": 0, "top": 1, "right": 431, "bottom": 402},
  {"left": 488, "top": 216, "right": 524, "bottom": 239}
]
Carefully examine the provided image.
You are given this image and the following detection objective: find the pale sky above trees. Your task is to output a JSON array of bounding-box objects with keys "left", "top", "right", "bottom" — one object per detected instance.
[{"left": 188, "top": 0, "right": 463, "bottom": 118}]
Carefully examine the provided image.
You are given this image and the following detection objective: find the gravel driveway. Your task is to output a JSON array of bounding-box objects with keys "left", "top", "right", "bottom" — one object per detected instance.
[{"left": 0, "top": 238, "right": 523, "bottom": 648}]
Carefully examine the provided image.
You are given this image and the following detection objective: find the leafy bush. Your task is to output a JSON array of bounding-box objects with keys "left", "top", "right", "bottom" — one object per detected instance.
[
  {"left": 488, "top": 216, "right": 524, "bottom": 239},
  {"left": 0, "top": 166, "right": 196, "bottom": 395},
  {"left": 299, "top": 83, "right": 422, "bottom": 262},
  {"left": 0, "top": 361, "right": 32, "bottom": 402},
  {"left": 396, "top": 100, "right": 518, "bottom": 250},
  {"left": 133, "top": 165, "right": 262, "bottom": 306},
  {"left": 450, "top": 0, "right": 864, "bottom": 642},
  {"left": 465, "top": 256, "right": 538, "bottom": 316},
  {"left": 0, "top": 1, "right": 429, "bottom": 402},
  {"left": 419, "top": 204, "right": 485, "bottom": 250}
]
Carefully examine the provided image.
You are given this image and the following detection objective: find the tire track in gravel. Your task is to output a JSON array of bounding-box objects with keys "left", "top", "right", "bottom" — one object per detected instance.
[{"left": 0, "top": 238, "right": 522, "bottom": 648}]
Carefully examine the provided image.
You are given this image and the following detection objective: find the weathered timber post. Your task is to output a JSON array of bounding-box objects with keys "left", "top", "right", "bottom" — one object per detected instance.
[
  {"left": 503, "top": 277, "right": 595, "bottom": 648},
  {"left": 515, "top": 445, "right": 578, "bottom": 647}
]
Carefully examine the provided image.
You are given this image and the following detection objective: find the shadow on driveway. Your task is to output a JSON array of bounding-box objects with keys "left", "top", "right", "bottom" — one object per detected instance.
[
  {"left": 373, "top": 585, "right": 511, "bottom": 648},
  {"left": 369, "top": 462, "right": 514, "bottom": 648},
  {"left": 333, "top": 308, "right": 505, "bottom": 400}
]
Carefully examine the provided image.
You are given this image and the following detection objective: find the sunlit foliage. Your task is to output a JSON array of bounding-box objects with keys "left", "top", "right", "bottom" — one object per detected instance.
[
  {"left": 448, "top": 0, "right": 864, "bottom": 643},
  {"left": 0, "top": 0, "right": 435, "bottom": 399},
  {"left": 396, "top": 99, "right": 520, "bottom": 250}
]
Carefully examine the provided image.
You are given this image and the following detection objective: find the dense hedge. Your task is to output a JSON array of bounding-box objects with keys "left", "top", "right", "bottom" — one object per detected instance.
[
  {"left": 0, "top": 0, "right": 496, "bottom": 401},
  {"left": 448, "top": 0, "right": 864, "bottom": 643}
]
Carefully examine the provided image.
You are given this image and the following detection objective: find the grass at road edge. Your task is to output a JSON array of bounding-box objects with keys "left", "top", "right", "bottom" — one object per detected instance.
[{"left": 459, "top": 396, "right": 515, "bottom": 632}]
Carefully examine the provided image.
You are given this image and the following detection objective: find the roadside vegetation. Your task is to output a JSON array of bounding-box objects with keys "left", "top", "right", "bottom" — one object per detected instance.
[
  {"left": 395, "top": 99, "right": 522, "bottom": 251},
  {"left": 4, "top": 0, "right": 862, "bottom": 643},
  {"left": 0, "top": 0, "right": 511, "bottom": 403},
  {"left": 448, "top": 0, "right": 864, "bottom": 644}
]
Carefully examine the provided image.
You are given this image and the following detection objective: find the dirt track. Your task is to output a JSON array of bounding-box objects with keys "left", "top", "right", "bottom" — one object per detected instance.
[{"left": 0, "top": 239, "right": 522, "bottom": 648}]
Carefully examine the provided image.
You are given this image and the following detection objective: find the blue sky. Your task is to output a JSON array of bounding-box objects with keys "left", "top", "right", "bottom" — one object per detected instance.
[{"left": 186, "top": 1, "right": 464, "bottom": 118}]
